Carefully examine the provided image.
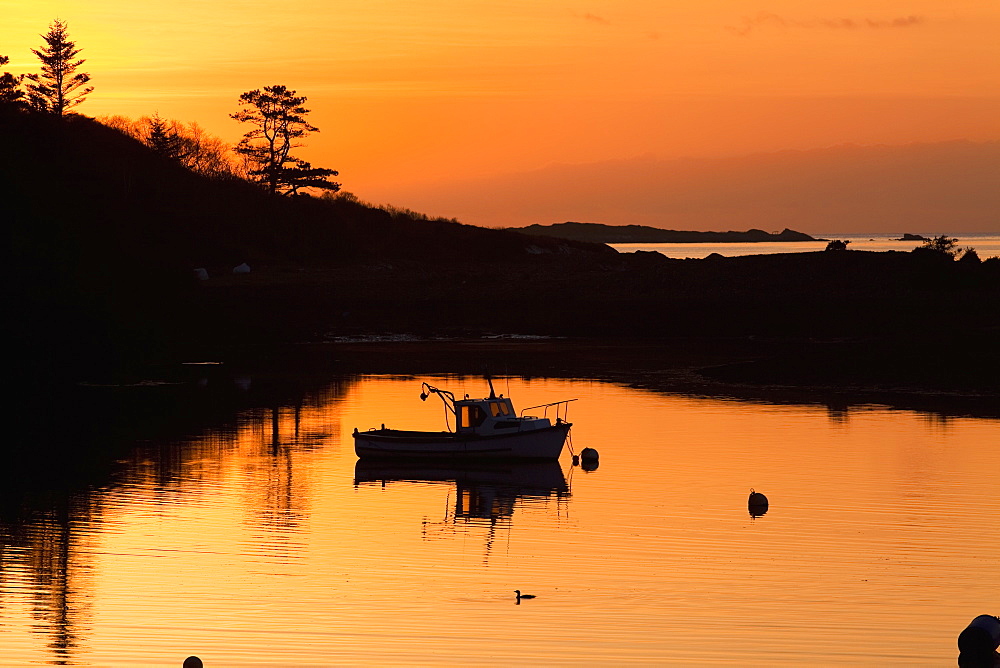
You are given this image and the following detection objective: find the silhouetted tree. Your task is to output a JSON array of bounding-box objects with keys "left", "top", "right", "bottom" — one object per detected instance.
[
  {"left": 283, "top": 159, "right": 341, "bottom": 195},
  {"left": 919, "top": 234, "right": 960, "bottom": 258},
  {"left": 825, "top": 239, "right": 850, "bottom": 251},
  {"left": 24, "top": 20, "right": 93, "bottom": 116},
  {"left": 0, "top": 55, "right": 26, "bottom": 108},
  {"left": 146, "top": 112, "right": 186, "bottom": 161},
  {"left": 99, "top": 114, "right": 242, "bottom": 178},
  {"left": 180, "top": 121, "right": 244, "bottom": 179},
  {"left": 958, "top": 247, "right": 981, "bottom": 264},
  {"left": 230, "top": 85, "right": 340, "bottom": 195}
]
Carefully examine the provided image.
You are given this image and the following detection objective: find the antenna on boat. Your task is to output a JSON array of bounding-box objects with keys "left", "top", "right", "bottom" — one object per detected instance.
[{"left": 484, "top": 368, "right": 496, "bottom": 399}]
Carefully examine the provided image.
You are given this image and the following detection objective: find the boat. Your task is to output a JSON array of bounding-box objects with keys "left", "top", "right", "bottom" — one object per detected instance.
[{"left": 353, "top": 378, "right": 575, "bottom": 460}]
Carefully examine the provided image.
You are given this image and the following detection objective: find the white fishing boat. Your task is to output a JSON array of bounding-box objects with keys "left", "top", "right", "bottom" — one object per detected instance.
[{"left": 353, "top": 379, "right": 575, "bottom": 460}]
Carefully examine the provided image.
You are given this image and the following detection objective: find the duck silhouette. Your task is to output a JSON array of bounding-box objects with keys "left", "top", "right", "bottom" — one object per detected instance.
[{"left": 514, "top": 590, "right": 536, "bottom": 601}]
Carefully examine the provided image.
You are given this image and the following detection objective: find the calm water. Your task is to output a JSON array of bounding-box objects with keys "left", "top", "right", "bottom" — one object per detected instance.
[
  {"left": 612, "top": 233, "right": 1000, "bottom": 259},
  {"left": 2, "top": 373, "right": 998, "bottom": 666}
]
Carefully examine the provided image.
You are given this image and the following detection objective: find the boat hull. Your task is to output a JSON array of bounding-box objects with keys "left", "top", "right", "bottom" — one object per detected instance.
[{"left": 353, "top": 423, "right": 571, "bottom": 460}]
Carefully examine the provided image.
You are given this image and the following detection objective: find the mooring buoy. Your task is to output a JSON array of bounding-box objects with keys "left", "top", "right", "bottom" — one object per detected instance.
[
  {"left": 748, "top": 488, "right": 769, "bottom": 517},
  {"left": 958, "top": 615, "right": 1000, "bottom": 667}
]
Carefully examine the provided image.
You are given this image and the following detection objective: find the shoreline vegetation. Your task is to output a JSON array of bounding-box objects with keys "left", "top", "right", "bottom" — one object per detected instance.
[{"left": 3, "top": 108, "right": 998, "bottom": 410}]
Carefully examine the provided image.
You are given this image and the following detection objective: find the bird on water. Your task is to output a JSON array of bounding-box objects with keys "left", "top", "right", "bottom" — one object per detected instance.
[{"left": 514, "top": 590, "right": 536, "bottom": 600}]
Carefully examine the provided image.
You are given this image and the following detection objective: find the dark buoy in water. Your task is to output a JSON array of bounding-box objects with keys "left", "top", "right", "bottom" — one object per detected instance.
[
  {"left": 958, "top": 615, "right": 1000, "bottom": 667},
  {"left": 572, "top": 454, "right": 580, "bottom": 466},
  {"left": 748, "top": 488, "right": 769, "bottom": 517},
  {"left": 580, "top": 447, "right": 599, "bottom": 471},
  {"left": 183, "top": 657, "right": 204, "bottom": 668}
]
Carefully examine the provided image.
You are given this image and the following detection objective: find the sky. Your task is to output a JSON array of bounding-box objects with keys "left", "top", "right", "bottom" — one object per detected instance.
[{"left": 2, "top": 0, "right": 999, "bottom": 231}]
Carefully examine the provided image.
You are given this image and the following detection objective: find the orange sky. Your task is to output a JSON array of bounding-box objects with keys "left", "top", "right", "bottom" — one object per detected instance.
[{"left": 3, "top": 1, "right": 999, "bottom": 229}]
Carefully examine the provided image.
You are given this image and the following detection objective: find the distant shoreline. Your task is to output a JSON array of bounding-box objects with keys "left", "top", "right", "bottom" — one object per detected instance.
[{"left": 516, "top": 222, "right": 820, "bottom": 244}]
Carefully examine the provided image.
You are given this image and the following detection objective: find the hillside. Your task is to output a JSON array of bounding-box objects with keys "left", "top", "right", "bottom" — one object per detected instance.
[
  {"left": 2, "top": 107, "right": 998, "bottom": 400},
  {"left": 516, "top": 222, "right": 818, "bottom": 244},
  {"left": 0, "top": 109, "right": 612, "bottom": 374}
]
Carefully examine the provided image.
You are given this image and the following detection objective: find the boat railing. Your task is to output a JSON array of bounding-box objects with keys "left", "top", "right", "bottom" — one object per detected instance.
[{"left": 520, "top": 399, "right": 578, "bottom": 423}]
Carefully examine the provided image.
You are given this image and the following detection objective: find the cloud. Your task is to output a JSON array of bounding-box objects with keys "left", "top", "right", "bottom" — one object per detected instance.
[
  {"left": 580, "top": 12, "right": 611, "bottom": 26},
  {"left": 866, "top": 16, "right": 924, "bottom": 28},
  {"left": 727, "top": 12, "right": 925, "bottom": 36}
]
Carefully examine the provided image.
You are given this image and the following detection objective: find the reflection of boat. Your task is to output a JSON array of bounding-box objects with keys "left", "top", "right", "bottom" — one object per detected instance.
[
  {"left": 353, "top": 379, "right": 574, "bottom": 460},
  {"left": 354, "top": 460, "right": 569, "bottom": 496},
  {"left": 355, "top": 460, "right": 569, "bottom": 521},
  {"left": 355, "top": 460, "right": 570, "bottom": 561}
]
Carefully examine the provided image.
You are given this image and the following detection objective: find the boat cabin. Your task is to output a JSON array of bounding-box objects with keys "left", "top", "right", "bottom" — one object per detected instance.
[{"left": 454, "top": 396, "right": 552, "bottom": 435}]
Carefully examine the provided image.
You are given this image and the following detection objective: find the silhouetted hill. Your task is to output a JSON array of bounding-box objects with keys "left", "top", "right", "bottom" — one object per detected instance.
[
  {"left": 0, "top": 109, "right": 611, "bottom": 375},
  {"left": 1, "top": 111, "right": 608, "bottom": 269},
  {"left": 2, "top": 109, "right": 998, "bottom": 398},
  {"left": 517, "top": 222, "right": 818, "bottom": 243}
]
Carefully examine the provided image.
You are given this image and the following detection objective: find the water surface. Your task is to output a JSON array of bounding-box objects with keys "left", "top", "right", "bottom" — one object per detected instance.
[
  {"left": 2, "top": 375, "right": 997, "bottom": 665},
  {"left": 612, "top": 233, "right": 1000, "bottom": 259}
]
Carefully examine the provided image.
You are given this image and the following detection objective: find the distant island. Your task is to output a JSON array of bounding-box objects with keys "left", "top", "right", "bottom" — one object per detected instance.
[
  {"left": 896, "top": 233, "right": 930, "bottom": 241},
  {"left": 515, "top": 222, "right": 819, "bottom": 244}
]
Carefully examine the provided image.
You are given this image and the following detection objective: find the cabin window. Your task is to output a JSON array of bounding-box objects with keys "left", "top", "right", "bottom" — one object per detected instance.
[
  {"left": 488, "top": 401, "right": 512, "bottom": 417},
  {"left": 460, "top": 405, "right": 486, "bottom": 428}
]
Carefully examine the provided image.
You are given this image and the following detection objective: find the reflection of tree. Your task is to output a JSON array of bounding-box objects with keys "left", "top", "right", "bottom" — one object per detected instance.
[
  {"left": 826, "top": 400, "right": 850, "bottom": 424},
  {"left": 2, "top": 373, "right": 356, "bottom": 663},
  {"left": 239, "top": 406, "right": 309, "bottom": 557},
  {"left": 0, "top": 492, "right": 99, "bottom": 664},
  {"left": 921, "top": 412, "right": 953, "bottom": 430}
]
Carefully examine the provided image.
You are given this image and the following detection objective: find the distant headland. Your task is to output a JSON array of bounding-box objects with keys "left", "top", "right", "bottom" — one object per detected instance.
[{"left": 515, "top": 222, "right": 819, "bottom": 244}]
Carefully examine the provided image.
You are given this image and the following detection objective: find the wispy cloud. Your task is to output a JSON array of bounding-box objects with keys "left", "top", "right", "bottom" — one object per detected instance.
[
  {"left": 579, "top": 12, "right": 611, "bottom": 26},
  {"left": 864, "top": 16, "right": 924, "bottom": 29},
  {"left": 727, "top": 12, "right": 925, "bottom": 36}
]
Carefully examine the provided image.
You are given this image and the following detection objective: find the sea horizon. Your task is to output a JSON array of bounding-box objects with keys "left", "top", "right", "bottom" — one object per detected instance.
[{"left": 612, "top": 231, "right": 1000, "bottom": 259}]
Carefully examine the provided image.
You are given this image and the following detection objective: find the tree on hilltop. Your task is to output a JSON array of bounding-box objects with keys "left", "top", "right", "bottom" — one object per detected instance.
[
  {"left": 24, "top": 19, "right": 93, "bottom": 116},
  {"left": 146, "top": 112, "right": 187, "bottom": 161},
  {"left": 100, "top": 114, "right": 242, "bottom": 179},
  {"left": 0, "top": 55, "right": 26, "bottom": 109},
  {"left": 919, "top": 234, "right": 960, "bottom": 258},
  {"left": 958, "top": 247, "right": 981, "bottom": 264},
  {"left": 230, "top": 85, "right": 340, "bottom": 195}
]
